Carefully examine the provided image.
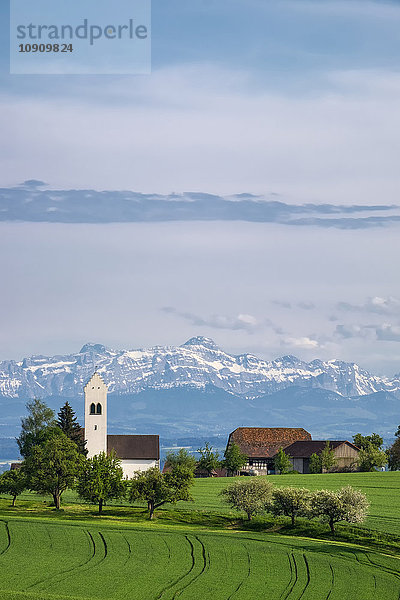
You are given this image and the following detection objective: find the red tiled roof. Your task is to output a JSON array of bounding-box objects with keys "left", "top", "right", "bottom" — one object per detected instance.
[
  {"left": 228, "top": 427, "right": 312, "bottom": 458},
  {"left": 284, "top": 440, "right": 359, "bottom": 458}
]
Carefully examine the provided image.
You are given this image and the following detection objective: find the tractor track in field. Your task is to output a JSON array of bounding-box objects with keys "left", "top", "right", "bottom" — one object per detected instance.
[
  {"left": 170, "top": 535, "right": 209, "bottom": 599},
  {"left": 24, "top": 527, "right": 116, "bottom": 593},
  {"left": 297, "top": 553, "right": 311, "bottom": 600},
  {"left": 0, "top": 521, "right": 11, "bottom": 556},
  {"left": 281, "top": 552, "right": 299, "bottom": 600},
  {"left": 155, "top": 535, "right": 198, "bottom": 600},
  {"left": 121, "top": 534, "right": 132, "bottom": 566},
  {"left": 325, "top": 563, "right": 335, "bottom": 599},
  {"left": 227, "top": 542, "right": 251, "bottom": 599}
]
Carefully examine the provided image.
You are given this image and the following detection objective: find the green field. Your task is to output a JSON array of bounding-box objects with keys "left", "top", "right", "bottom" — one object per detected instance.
[
  {"left": 183, "top": 471, "right": 400, "bottom": 536},
  {"left": 0, "top": 518, "right": 399, "bottom": 600},
  {"left": 0, "top": 471, "right": 399, "bottom": 600}
]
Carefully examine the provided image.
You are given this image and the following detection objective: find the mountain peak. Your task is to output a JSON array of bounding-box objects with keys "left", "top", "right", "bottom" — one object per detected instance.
[
  {"left": 79, "top": 343, "right": 108, "bottom": 354},
  {"left": 181, "top": 336, "right": 219, "bottom": 350}
]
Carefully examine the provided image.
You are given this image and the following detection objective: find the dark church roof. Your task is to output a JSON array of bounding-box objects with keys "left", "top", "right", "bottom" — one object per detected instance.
[
  {"left": 285, "top": 440, "right": 359, "bottom": 458},
  {"left": 107, "top": 435, "right": 159, "bottom": 460},
  {"left": 228, "top": 427, "right": 312, "bottom": 458}
]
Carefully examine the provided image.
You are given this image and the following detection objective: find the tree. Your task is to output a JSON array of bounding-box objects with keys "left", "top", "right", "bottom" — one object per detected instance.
[
  {"left": 320, "top": 442, "right": 337, "bottom": 472},
  {"left": 309, "top": 452, "right": 322, "bottom": 474},
  {"left": 129, "top": 466, "right": 194, "bottom": 519},
  {"left": 17, "top": 399, "right": 56, "bottom": 458},
  {"left": 357, "top": 443, "right": 387, "bottom": 472},
  {"left": 353, "top": 433, "right": 383, "bottom": 450},
  {"left": 76, "top": 451, "right": 125, "bottom": 513},
  {"left": 24, "top": 431, "right": 84, "bottom": 509},
  {"left": 0, "top": 469, "right": 27, "bottom": 506},
  {"left": 274, "top": 447, "right": 292, "bottom": 474},
  {"left": 57, "top": 401, "right": 87, "bottom": 456},
  {"left": 222, "top": 443, "right": 248, "bottom": 476},
  {"left": 164, "top": 448, "right": 197, "bottom": 473},
  {"left": 388, "top": 437, "right": 400, "bottom": 471},
  {"left": 310, "top": 486, "right": 369, "bottom": 534},
  {"left": 220, "top": 478, "right": 273, "bottom": 521},
  {"left": 270, "top": 487, "right": 311, "bottom": 526},
  {"left": 197, "top": 443, "right": 221, "bottom": 476}
]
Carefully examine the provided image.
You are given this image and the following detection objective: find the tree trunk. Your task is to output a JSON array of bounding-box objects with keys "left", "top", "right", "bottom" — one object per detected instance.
[
  {"left": 149, "top": 501, "right": 155, "bottom": 520},
  {"left": 291, "top": 514, "right": 295, "bottom": 526},
  {"left": 53, "top": 493, "right": 61, "bottom": 510},
  {"left": 99, "top": 499, "right": 103, "bottom": 514},
  {"left": 247, "top": 512, "right": 252, "bottom": 521},
  {"left": 329, "top": 518, "right": 335, "bottom": 534},
  {"left": 12, "top": 495, "right": 16, "bottom": 507}
]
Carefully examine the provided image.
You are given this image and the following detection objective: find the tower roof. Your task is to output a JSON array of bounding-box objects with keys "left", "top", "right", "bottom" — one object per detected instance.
[{"left": 84, "top": 371, "right": 108, "bottom": 391}]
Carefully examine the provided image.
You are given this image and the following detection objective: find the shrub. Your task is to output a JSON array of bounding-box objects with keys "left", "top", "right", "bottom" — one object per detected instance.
[
  {"left": 310, "top": 485, "right": 369, "bottom": 534},
  {"left": 270, "top": 487, "right": 311, "bottom": 526},
  {"left": 220, "top": 478, "right": 273, "bottom": 520}
]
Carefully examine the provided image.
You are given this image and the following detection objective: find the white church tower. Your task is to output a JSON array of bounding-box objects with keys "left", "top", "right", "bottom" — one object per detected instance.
[{"left": 84, "top": 372, "right": 108, "bottom": 458}]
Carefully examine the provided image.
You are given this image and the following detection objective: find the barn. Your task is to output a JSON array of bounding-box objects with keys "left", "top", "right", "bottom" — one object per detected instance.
[
  {"left": 227, "top": 427, "right": 312, "bottom": 474},
  {"left": 84, "top": 372, "right": 159, "bottom": 478},
  {"left": 226, "top": 427, "right": 360, "bottom": 474},
  {"left": 285, "top": 440, "right": 360, "bottom": 473}
]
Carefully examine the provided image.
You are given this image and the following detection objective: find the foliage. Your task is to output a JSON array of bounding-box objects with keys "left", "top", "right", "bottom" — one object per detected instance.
[
  {"left": 24, "top": 431, "right": 84, "bottom": 509},
  {"left": 388, "top": 437, "right": 400, "bottom": 471},
  {"left": 129, "top": 465, "right": 194, "bottom": 519},
  {"left": 309, "top": 452, "right": 322, "bottom": 474},
  {"left": 220, "top": 477, "right": 273, "bottom": 520},
  {"left": 357, "top": 443, "right": 387, "bottom": 472},
  {"left": 222, "top": 442, "right": 248, "bottom": 475},
  {"left": 164, "top": 448, "right": 197, "bottom": 472},
  {"left": 310, "top": 485, "right": 369, "bottom": 534},
  {"left": 353, "top": 433, "right": 383, "bottom": 450},
  {"left": 76, "top": 451, "right": 125, "bottom": 513},
  {"left": 57, "top": 401, "right": 87, "bottom": 456},
  {"left": 320, "top": 441, "right": 337, "bottom": 472},
  {"left": 274, "top": 447, "right": 292, "bottom": 474},
  {"left": 269, "top": 486, "right": 311, "bottom": 526},
  {"left": 197, "top": 442, "right": 221, "bottom": 476},
  {"left": 0, "top": 468, "right": 27, "bottom": 506},
  {"left": 17, "top": 399, "right": 56, "bottom": 458}
]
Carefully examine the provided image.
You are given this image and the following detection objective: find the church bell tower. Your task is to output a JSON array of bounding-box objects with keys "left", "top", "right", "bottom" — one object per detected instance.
[{"left": 84, "top": 372, "right": 108, "bottom": 458}]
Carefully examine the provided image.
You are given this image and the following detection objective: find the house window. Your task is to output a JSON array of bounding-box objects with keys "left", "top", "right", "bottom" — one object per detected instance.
[
  {"left": 90, "top": 403, "right": 96, "bottom": 415},
  {"left": 96, "top": 403, "right": 102, "bottom": 415}
]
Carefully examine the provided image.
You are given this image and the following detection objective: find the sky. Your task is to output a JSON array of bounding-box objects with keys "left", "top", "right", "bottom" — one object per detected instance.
[{"left": 1, "top": 0, "right": 400, "bottom": 375}]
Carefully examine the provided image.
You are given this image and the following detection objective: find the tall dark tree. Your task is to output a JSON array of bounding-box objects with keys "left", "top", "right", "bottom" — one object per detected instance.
[
  {"left": 57, "top": 401, "right": 87, "bottom": 456},
  {"left": 17, "top": 399, "right": 56, "bottom": 459},
  {"left": 197, "top": 443, "right": 221, "bottom": 476},
  {"left": 222, "top": 442, "right": 248, "bottom": 476}
]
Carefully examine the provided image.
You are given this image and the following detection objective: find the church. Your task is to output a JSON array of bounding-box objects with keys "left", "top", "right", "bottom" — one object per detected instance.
[{"left": 84, "top": 372, "right": 159, "bottom": 478}]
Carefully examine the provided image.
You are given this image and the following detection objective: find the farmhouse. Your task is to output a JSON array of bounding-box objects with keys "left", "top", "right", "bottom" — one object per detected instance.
[
  {"left": 84, "top": 372, "right": 159, "bottom": 478},
  {"left": 227, "top": 427, "right": 312, "bottom": 474},
  {"left": 226, "top": 427, "right": 360, "bottom": 474}
]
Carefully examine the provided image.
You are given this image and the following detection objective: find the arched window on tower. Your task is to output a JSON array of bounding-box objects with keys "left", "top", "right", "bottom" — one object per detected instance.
[
  {"left": 96, "top": 403, "right": 102, "bottom": 415},
  {"left": 90, "top": 403, "right": 96, "bottom": 415}
]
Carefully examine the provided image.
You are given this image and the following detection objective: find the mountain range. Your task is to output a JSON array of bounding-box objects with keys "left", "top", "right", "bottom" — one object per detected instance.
[{"left": 0, "top": 337, "right": 399, "bottom": 445}]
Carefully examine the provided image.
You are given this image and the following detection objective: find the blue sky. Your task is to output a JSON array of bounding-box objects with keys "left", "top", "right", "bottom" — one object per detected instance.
[{"left": 1, "top": 0, "right": 400, "bottom": 373}]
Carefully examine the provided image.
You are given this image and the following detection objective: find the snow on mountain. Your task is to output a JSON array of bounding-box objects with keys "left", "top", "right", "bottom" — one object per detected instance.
[{"left": 0, "top": 337, "right": 399, "bottom": 400}]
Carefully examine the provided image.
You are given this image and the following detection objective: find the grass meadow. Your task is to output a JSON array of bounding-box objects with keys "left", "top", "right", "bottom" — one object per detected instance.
[{"left": 0, "top": 471, "right": 398, "bottom": 599}]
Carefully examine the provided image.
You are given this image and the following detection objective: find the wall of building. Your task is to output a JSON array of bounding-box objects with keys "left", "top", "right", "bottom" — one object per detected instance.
[
  {"left": 121, "top": 459, "right": 160, "bottom": 479},
  {"left": 84, "top": 373, "right": 108, "bottom": 457},
  {"left": 333, "top": 444, "right": 359, "bottom": 471}
]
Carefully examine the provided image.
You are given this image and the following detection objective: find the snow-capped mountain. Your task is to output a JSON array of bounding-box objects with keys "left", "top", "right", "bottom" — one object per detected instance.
[{"left": 1, "top": 336, "right": 399, "bottom": 400}]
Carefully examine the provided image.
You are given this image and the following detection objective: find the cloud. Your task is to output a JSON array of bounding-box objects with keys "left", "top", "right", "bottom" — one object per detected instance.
[
  {"left": 282, "top": 336, "right": 320, "bottom": 349},
  {"left": 337, "top": 296, "right": 400, "bottom": 315},
  {"left": 161, "top": 307, "right": 260, "bottom": 332},
  {"left": 375, "top": 324, "right": 400, "bottom": 342},
  {"left": 335, "top": 321, "right": 400, "bottom": 343},
  {"left": 297, "top": 301, "right": 315, "bottom": 310},
  {"left": 1, "top": 64, "right": 400, "bottom": 205}
]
